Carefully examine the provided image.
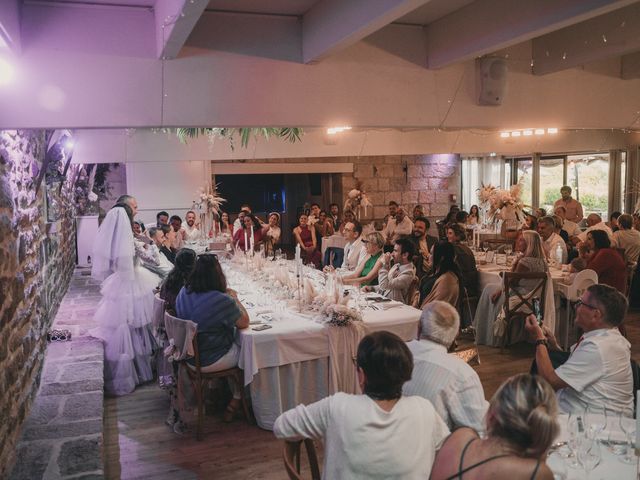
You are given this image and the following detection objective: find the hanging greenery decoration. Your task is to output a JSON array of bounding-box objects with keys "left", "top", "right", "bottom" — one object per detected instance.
[{"left": 171, "top": 127, "right": 303, "bottom": 149}]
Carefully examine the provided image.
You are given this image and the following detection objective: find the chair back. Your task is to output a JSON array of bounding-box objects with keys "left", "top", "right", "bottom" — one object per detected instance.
[
  {"left": 566, "top": 269, "right": 598, "bottom": 301},
  {"left": 164, "top": 312, "right": 197, "bottom": 361},
  {"left": 153, "top": 293, "right": 166, "bottom": 330},
  {"left": 405, "top": 276, "right": 420, "bottom": 307},
  {"left": 631, "top": 359, "right": 640, "bottom": 418},
  {"left": 503, "top": 271, "right": 547, "bottom": 318},
  {"left": 283, "top": 440, "right": 321, "bottom": 480}
]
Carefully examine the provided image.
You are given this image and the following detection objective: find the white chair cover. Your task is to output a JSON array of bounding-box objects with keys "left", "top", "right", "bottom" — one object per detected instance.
[
  {"left": 567, "top": 269, "right": 598, "bottom": 301},
  {"left": 164, "top": 312, "right": 197, "bottom": 361},
  {"left": 327, "top": 322, "right": 365, "bottom": 395}
]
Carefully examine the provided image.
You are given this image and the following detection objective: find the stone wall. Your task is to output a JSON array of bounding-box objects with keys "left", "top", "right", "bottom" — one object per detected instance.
[{"left": 0, "top": 130, "right": 78, "bottom": 477}]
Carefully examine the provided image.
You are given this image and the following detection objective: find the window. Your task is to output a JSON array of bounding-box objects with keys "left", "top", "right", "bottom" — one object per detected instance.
[
  {"left": 620, "top": 151, "right": 627, "bottom": 213},
  {"left": 515, "top": 159, "right": 533, "bottom": 208},
  {"left": 539, "top": 157, "right": 565, "bottom": 215},
  {"left": 567, "top": 153, "right": 610, "bottom": 220}
]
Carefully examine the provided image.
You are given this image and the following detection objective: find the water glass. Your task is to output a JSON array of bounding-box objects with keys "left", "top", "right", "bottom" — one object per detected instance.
[
  {"left": 577, "top": 439, "right": 601, "bottom": 479},
  {"left": 619, "top": 414, "right": 637, "bottom": 464},
  {"left": 566, "top": 414, "right": 583, "bottom": 468},
  {"left": 585, "top": 406, "right": 607, "bottom": 440}
]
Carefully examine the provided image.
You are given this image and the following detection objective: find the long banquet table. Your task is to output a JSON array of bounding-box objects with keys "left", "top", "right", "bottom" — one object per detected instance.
[{"left": 222, "top": 258, "right": 421, "bottom": 430}]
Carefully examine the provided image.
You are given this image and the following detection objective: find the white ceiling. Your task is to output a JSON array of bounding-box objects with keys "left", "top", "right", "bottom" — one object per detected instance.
[
  {"left": 32, "top": 0, "right": 155, "bottom": 6},
  {"left": 206, "top": 0, "right": 320, "bottom": 16}
]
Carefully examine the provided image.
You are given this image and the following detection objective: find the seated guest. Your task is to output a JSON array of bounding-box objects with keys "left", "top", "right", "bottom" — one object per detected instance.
[
  {"left": 233, "top": 214, "right": 264, "bottom": 253},
  {"left": 160, "top": 224, "right": 178, "bottom": 257},
  {"left": 573, "top": 213, "right": 613, "bottom": 244},
  {"left": 468, "top": 204, "right": 480, "bottom": 225},
  {"left": 159, "top": 248, "right": 196, "bottom": 313},
  {"left": 537, "top": 216, "right": 567, "bottom": 264},
  {"left": 339, "top": 221, "right": 367, "bottom": 271},
  {"left": 412, "top": 216, "right": 438, "bottom": 280},
  {"left": 404, "top": 301, "right": 488, "bottom": 432},
  {"left": 313, "top": 209, "right": 335, "bottom": 251},
  {"left": 156, "top": 210, "right": 169, "bottom": 227},
  {"left": 613, "top": 213, "right": 640, "bottom": 263},
  {"left": 182, "top": 210, "right": 201, "bottom": 241},
  {"left": 337, "top": 209, "right": 356, "bottom": 235},
  {"left": 364, "top": 238, "right": 416, "bottom": 303},
  {"left": 431, "top": 374, "right": 558, "bottom": 480},
  {"left": 412, "top": 204, "right": 425, "bottom": 222},
  {"left": 455, "top": 210, "right": 468, "bottom": 229},
  {"left": 419, "top": 241, "right": 461, "bottom": 309},
  {"left": 133, "top": 221, "right": 151, "bottom": 244},
  {"left": 342, "top": 232, "right": 384, "bottom": 287},
  {"left": 446, "top": 224, "right": 478, "bottom": 297},
  {"left": 609, "top": 211, "right": 622, "bottom": 232},
  {"left": 292, "top": 213, "right": 322, "bottom": 268},
  {"left": 145, "top": 227, "right": 175, "bottom": 276},
  {"left": 150, "top": 226, "right": 176, "bottom": 264},
  {"left": 307, "top": 203, "right": 321, "bottom": 225},
  {"left": 262, "top": 212, "right": 281, "bottom": 257},
  {"left": 551, "top": 214, "right": 569, "bottom": 244},
  {"left": 274, "top": 331, "right": 450, "bottom": 479},
  {"left": 219, "top": 211, "right": 232, "bottom": 235},
  {"left": 382, "top": 206, "right": 414, "bottom": 248},
  {"left": 329, "top": 203, "right": 341, "bottom": 231},
  {"left": 176, "top": 254, "right": 250, "bottom": 422},
  {"left": 382, "top": 200, "right": 398, "bottom": 227},
  {"left": 169, "top": 215, "right": 184, "bottom": 250},
  {"left": 554, "top": 205, "right": 580, "bottom": 237},
  {"left": 534, "top": 207, "right": 547, "bottom": 218},
  {"left": 585, "top": 230, "right": 628, "bottom": 293},
  {"left": 473, "top": 231, "right": 547, "bottom": 346},
  {"left": 233, "top": 204, "right": 252, "bottom": 231},
  {"left": 525, "top": 284, "right": 633, "bottom": 416}
]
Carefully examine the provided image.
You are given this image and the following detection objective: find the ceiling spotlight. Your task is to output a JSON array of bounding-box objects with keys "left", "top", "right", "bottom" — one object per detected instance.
[
  {"left": 547, "top": 128, "right": 558, "bottom": 134},
  {"left": 523, "top": 130, "right": 533, "bottom": 136},
  {"left": 64, "top": 138, "right": 75, "bottom": 150},
  {"left": 500, "top": 132, "right": 510, "bottom": 138},
  {"left": 511, "top": 131, "right": 521, "bottom": 137},
  {"left": 534, "top": 129, "right": 545, "bottom": 135},
  {"left": 327, "top": 126, "right": 352, "bottom": 135},
  {"left": 489, "top": 152, "right": 497, "bottom": 157}
]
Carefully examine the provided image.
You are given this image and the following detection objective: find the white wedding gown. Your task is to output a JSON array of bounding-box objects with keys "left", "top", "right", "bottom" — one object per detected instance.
[{"left": 90, "top": 207, "right": 161, "bottom": 396}]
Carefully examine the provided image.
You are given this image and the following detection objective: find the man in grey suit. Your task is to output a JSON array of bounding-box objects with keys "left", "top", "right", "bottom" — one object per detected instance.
[{"left": 365, "top": 238, "right": 416, "bottom": 303}]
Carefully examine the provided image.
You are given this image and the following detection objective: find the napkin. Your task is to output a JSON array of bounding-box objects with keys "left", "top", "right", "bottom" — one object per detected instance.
[{"left": 377, "top": 300, "right": 403, "bottom": 310}]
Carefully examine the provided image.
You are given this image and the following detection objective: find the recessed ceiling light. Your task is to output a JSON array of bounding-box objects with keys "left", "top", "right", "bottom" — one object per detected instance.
[
  {"left": 500, "top": 132, "right": 510, "bottom": 138},
  {"left": 327, "top": 126, "right": 352, "bottom": 135},
  {"left": 511, "top": 131, "right": 521, "bottom": 137},
  {"left": 523, "top": 130, "right": 533, "bottom": 136},
  {"left": 547, "top": 128, "right": 558, "bottom": 134},
  {"left": 534, "top": 129, "right": 545, "bottom": 135}
]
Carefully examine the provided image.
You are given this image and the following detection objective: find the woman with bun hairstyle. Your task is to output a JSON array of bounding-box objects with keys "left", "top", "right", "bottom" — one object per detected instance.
[{"left": 431, "top": 373, "right": 558, "bottom": 480}]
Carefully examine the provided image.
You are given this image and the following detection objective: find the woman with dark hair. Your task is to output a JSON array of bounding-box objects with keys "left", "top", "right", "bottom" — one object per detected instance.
[
  {"left": 175, "top": 254, "right": 249, "bottom": 420},
  {"left": 431, "top": 374, "right": 558, "bottom": 480},
  {"left": 159, "top": 248, "right": 196, "bottom": 313},
  {"left": 446, "top": 223, "right": 479, "bottom": 297},
  {"left": 293, "top": 213, "right": 322, "bottom": 268},
  {"left": 262, "top": 212, "right": 282, "bottom": 257},
  {"left": 274, "top": 331, "right": 449, "bottom": 479},
  {"left": 419, "top": 241, "right": 462, "bottom": 309},
  {"left": 232, "top": 213, "right": 264, "bottom": 252},
  {"left": 468, "top": 204, "right": 480, "bottom": 225},
  {"left": 585, "top": 229, "right": 627, "bottom": 293}
]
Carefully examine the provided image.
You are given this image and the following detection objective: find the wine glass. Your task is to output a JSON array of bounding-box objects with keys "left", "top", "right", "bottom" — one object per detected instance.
[
  {"left": 577, "top": 439, "right": 601, "bottom": 479},
  {"left": 482, "top": 243, "right": 489, "bottom": 261},
  {"left": 585, "top": 406, "right": 607, "bottom": 440},
  {"left": 504, "top": 243, "right": 513, "bottom": 260},
  {"left": 619, "top": 413, "right": 637, "bottom": 464},
  {"left": 566, "top": 413, "right": 583, "bottom": 468}
]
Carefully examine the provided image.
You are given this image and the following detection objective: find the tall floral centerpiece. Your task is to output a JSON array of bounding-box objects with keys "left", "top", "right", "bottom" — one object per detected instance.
[
  {"left": 192, "top": 183, "right": 226, "bottom": 240},
  {"left": 343, "top": 181, "right": 372, "bottom": 220},
  {"left": 477, "top": 182, "right": 526, "bottom": 226}
]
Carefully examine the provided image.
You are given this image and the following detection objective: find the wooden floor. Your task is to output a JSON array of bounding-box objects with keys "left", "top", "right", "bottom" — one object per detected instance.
[{"left": 104, "top": 309, "right": 640, "bottom": 480}]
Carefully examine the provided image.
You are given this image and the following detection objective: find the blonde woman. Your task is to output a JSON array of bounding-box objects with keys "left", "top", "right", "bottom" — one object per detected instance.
[
  {"left": 473, "top": 231, "right": 548, "bottom": 346},
  {"left": 342, "top": 231, "right": 385, "bottom": 287},
  {"left": 431, "top": 374, "right": 558, "bottom": 480}
]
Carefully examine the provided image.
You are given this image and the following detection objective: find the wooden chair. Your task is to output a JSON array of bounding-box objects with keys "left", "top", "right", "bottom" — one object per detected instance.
[
  {"left": 163, "top": 312, "right": 253, "bottom": 441},
  {"left": 500, "top": 272, "right": 548, "bottom": 352},
  {"left": 283, "top": 440, "right": 321, "bottom": 480},
  {"left": 453, "top": 287, "right": 480, "bottom": 365}
]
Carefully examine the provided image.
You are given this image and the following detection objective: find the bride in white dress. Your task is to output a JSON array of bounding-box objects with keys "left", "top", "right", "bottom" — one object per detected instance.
[{"left": 90, "top": 203, "right": 161, "bottom": 396}]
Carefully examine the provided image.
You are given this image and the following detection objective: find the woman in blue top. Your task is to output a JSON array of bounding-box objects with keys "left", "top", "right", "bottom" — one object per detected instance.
[{"left": 176, "top": 254, "right": 249, "bottom": 421}]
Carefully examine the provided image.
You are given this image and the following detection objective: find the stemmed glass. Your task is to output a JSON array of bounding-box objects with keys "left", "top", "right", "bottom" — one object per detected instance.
[
  {"left": 619, "top": 413, "right": 637, "bottom": 464},
  {"left": 482, "top": 244, "right": 489, "bottom": 262},
  {"left": 577, "top": 439, "right": 601, "bottom": 479},
  {"left": 585, "top": 406, "right": 607, "bottom": 440},
  {"left": 504, "top": 243, "right": 513, "bottom": 264},
  {"left": 566, "top": 413, "right": 583, "bottom": 468}
]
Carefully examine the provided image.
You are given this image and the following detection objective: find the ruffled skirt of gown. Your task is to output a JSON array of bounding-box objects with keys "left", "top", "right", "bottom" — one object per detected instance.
[{"left": 90, "top": 266, "right": 161, "bottom": 396}]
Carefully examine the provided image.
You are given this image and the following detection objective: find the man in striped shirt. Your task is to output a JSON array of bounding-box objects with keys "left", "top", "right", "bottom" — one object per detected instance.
[{"left": 403, "top": 301, "right": 488, "bottom": 432}]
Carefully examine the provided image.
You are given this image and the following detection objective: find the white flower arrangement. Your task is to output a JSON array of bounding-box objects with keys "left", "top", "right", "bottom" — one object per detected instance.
[
  {"left": 324, "top": 304, "right": 363, "bottom": 327},
  {"left": 477, "top": 181, "right": 526, "bottom": 223},
  {"left": 193, "top": 184, "right": 225, "bottom": 215},
  {"left": 343, "top": 181, "right": 372, "bottom": 219}
]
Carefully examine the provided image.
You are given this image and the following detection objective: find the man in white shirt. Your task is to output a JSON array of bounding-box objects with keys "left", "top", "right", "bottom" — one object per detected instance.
[
  {"left": 525, "top": 284, "right": 633, "bottom": 417},
  {"left": 169, "top": 215, "right": 185, "bottom": 250},
  {"left": 613, "top": 214, "right": 640, "bottom": 263},
  {"left": 340, "top": 221, "right": 367, "bottom": 271},
  {"left": 404, "top": 301, "right": 488, "bottom": 431},
  {"left": 369, "top": 238, "right": 416, "bottom": 303},
  {"left": 554, "top": 205, "right": 580, "bottom": 237},
  {"left": 574, "top": 213, "right": 613, "bottom": 244},
  {"left": 382, "top": 206, "right": 414, "bottom": 247},
  {"left": 537, "top": 216, "right": 567, "bottom": 264},
  {"left": 182, "top": 210, "right": 201, "bottom": 241}
]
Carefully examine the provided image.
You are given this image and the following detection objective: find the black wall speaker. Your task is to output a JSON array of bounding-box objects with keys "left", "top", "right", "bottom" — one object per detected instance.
[{"left": 476, "top": 57, "right": 507, "bottom": 106}]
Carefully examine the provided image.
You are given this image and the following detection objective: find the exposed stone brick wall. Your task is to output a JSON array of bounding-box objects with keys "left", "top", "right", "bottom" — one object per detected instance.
[{"left": 0, "top": 130, "right": 77, "bottom": 477}]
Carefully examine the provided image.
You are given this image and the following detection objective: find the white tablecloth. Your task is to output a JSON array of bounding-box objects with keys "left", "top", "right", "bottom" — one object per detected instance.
[
  {"left": 547, "top": 413, "right": 637, "bottom": 479},
  {"left": 320, "top": 234, "right": 348, "bottom": 259}
]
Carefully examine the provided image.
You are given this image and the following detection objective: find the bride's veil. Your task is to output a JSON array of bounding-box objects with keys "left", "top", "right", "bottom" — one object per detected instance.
[{"left": 91, "top": 206, "right": 135, "bottom": 281}]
